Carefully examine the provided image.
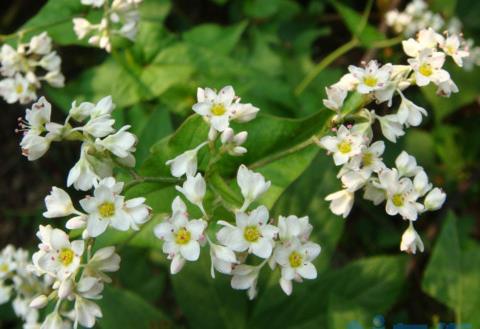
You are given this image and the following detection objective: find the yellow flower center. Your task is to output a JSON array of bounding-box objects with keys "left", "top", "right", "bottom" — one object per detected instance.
[
  {"left": 98, "top": 202, "right": 115, "bottom": 218},
  {"left": 0, "top": 264, "right": 9, "bottom": 272},
  {"left": 211, "top": 103, "right": 226, "bottom": 116},
  {"left": 244, "top": 226, "right": 261, "bottom": 242},
  {"left": 362, "top": 152, "right": 373, "bottom": 167},
  {"left": 58, "top": 248, "right": 74, "bottom": 266},
  {"left": 338, "top": 140, "right": 352, "bottom": 154},
  {"left": 289, "top": 251, "right": 303, "bottom": 268},
  {"left": 175, "top": 228, "right": 191, "bottom": 245},
  {"left": 16, "top": 84, "right": 24, "bottom": 94},
  {"left": 446, "top": 45, "right": 455, "bottom": 55},
  {"left": 363, "top": 75, "right": 378, "bottom": 87},
  {"left": 419, "top": 63, "right": 433, "bottom": 76},
  {"left": 392, "top": 193, "right": 405, "bottom": 207}
]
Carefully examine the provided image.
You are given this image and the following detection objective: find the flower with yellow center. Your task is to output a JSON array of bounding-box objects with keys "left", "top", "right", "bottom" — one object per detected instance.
[
  {"left": 337, "top": 140, "right": 352, "bottom": 154},
  {"left": 288, "top": 251, "right": 303, "bottom": 268},
  {"left": 392, "top": 193, "right": 405, "bottom": 207},
  {"left": 418, "top": 63, "right": 432, "bottom": 76},
  {"left": 98, "top": 202, "right": 115, "bottom": 218},
  {"left": 58, "top": 248, "right": 74, "bottom": 266},
  {"left": 363, "top": 75, "right": 378, "bottom": 88},
  {"left": 175, "top": 228, "right": 191, "bottom": 245},
  {"left": 217, "top": 206, "right": 278, "bottom": 259},
  {"left": 211, "top": 103, "right": 227, "bottom": 116}
]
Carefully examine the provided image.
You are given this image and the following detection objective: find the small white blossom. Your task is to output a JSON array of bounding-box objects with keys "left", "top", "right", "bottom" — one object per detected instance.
[
  {"left": 424, "top": 187, "right": 446, "bottom": 211},
  {"left": 400, "top": 221, "right": 424, "bottom": 254},
  {"left": 165, "top": 142, "right": 207, "bottom": 177},
  {"left": 217, "top": 206, "right": 278, "bottom": 259},
  {"left": 325, "top": 189, "right": 355, "bottom": 218},
  {"left": 43, "top": 187, "right": 76, "bottom": 218},
  {"left": 154, "top": 197, "right": 207, "bottom": 274},
  {"left": 319, "top": 125, "right": 364, "bottom": 166},
  {"left": 323, "top": 86, "right": 347, "bottom": 112},
  {"left": 237, "top": 165, "right": 271, "bottom": 211},
  {"left": 175, "top": 173, "right": 207, "bottom": 215},
  {"left": 231, "top": 264, "right": 262, "bottom": 300},
  {"left": 348, "top": 60, "right": 392, "bottom": 94}
]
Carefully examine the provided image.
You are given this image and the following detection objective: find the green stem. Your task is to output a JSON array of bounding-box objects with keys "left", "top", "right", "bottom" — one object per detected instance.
[
  {"left": 370, "top": 35, "right": 404, "bottom": 48},
  {"left": 124, "top": 176, "right": 183, "bottom": 191},
  {"left": 294, "top": 37, "right": 359, "bottom": 96},
  {"left": 0, "top": 17, "right": 74, "bottom": 42}
]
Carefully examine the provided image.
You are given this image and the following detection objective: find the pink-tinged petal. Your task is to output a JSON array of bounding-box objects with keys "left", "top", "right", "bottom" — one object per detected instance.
[
  {"left": 180, "top": 241, "right": 200, "bottom": 261},
  {"left": 186, "top": 220, "right": 206, "bottom": 240},
  {"left": 297, "top": 262, "right": 317, "bottom": 279}
]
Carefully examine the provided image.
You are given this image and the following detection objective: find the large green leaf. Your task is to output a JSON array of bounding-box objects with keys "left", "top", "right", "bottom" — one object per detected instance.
[
  {"left": 250, "top": 256, "right": 406, "bottom": 329},
  {"left": 331, "top": 1, "right": 385, "bottom": 48},
  {"left": 170, "top": 254, "right": 248, "bottom": 329},
  {"left": 97, "top": 286, "right": 170, "bottom": 329},
  {"left": 422, "top": 212, "right": 480, "bottom": 327}
]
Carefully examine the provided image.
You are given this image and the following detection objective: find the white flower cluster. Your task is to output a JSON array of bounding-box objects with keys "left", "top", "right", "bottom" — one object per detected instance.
[
  {"left": 29, "top": 224, "right": 122, "bottom": 328},
  {"left": 73, "top": 0, "right": 143, "bottom": 52},
  {"left": 386, "top": 0, "right": 480, "bottom": 70},
  {"left": 18, "top": 96, "right": 137, "bottom": 191},
  {"left": 319, "top": 28, "right": 454, "bottom": 254},
  {"left": 155, "top": 86, "right": 321, "bottom": 298},
  {"left": 0, "top": 245, "right": 50, "bottom": 328},
  {"left": 0, "top": 32, "right": 64, "bottom": 104}
]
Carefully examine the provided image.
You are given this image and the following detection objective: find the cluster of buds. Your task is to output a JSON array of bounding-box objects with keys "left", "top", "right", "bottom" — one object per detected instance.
[
  {"left": 318, "top": 27, "right": 458, "bottom": 253},
  {"left": 0, "top": 32, "right": 64, "bottom": 104},
  {"left": 17, "top": 96, "right": 137, "bottom": 191},
  {"left": 155, "top": 86, "right": 321, "bottom": 298},
  {"left": 386, "top": 0, "right": 480, "bottom": 70},
  {"left": 0, "top": 245, "right": 50, "bottom": 328},
  {"left": 73, "top": 0, "right": 143, "bottom": 52}
]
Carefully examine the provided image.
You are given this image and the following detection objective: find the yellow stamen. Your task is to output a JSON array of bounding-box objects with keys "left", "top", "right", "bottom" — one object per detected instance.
[
  {"left": 338, "top": 140, "right": 352, "bottom": 154},
  {"left": 392, "top": 193, "right": 404, "bottom": 207},
  {"left": 175, "top": 228, "right": 191, "bottom": 245},
  {"left": 289, "top": 251, "right": 303, "bottom": 268},
  {"left": 362, "top": 152, "right": 373, "bottom": 167},
  {"left": 98, "top": 202, "right": 115, "bottom": 218},
  {"left": 0, "top": 264, "right": 9, "bottom": 272},
  {"left": 59, "top": 248, "right": 74, "bottom": 266},
  {"left": 211, "top": 103, "right": 226, "bottom": 116},
  {"left": 363, "top": 75, "right": 378, "bottom": 87},
  {"left": 244, "top": 226, "right": 261, "bottom": 242},
  {"left": 419, "top": 63, "right": 433, "bottom": 76}
]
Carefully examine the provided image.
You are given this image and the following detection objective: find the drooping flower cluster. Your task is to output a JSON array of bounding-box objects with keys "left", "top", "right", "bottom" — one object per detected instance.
[
  {"left": 0, "top": 32, "right": 64, "bottom": 104},
  {"left": 73, "top": 0, "right": 143, "bottom": 52},
  {"left": 0, "top": 245, "right": 49, "bottom": 328},
  {"left": 156, "top": 86, "right": 320, "bottom": 298},
  {"left": 385, "top": 0, "right": 480, "bottom": 70},
  {"left": 18, "top": 96, "right": 137, "bottom": 191},
  {"left": 319, "top": 28, "right": 453, "bottom": 253}
]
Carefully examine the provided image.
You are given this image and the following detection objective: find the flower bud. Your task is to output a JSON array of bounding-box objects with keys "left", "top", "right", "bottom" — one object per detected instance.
[
  {"left": 58, "top": 279, "right": 74, "bottom": 299},
  {"left": 233, "top": 131, "right": 248, "bottom": 145},
  {"left": 221, "top": 128, "right": 234, "bottom": 144},
  {"left": 30, "top": 295, "right": 48, "bottom": 309},
  {"left": 424, "top": 187, "right": 446, "bottom": 211}
]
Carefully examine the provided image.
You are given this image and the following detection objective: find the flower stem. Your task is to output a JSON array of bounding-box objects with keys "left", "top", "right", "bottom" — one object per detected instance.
[
  {"left": 124, "top": 176, "right": 183, "bottom": 191},
  {"left": 294, "top": 37, "right": 359, "bottom": 96}
]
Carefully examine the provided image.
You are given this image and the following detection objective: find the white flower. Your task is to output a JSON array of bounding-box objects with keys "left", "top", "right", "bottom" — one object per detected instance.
[
  {"left": 440, "top": 34, "right": 469, "bottom": 67},
  {"left": 43, "top": 70, "right": 65, "bottom": 88},
  {"left": 28, "top": 32, "right": 52, "bottom": 55},
  {"left": 175, "top": 173, "right": 206, "bottom": 215},
  {"left": 192, "top": 86, "right": 258, "bottom": 133},
  {"left": 81, "top": 0, "right": 105, "bottom": 7},
  {"left": 348, "top": 60, "right": 392, "bottom": 94},
  {"left": 277, "top": 215, "right": 312, "bottom": 242},
  {"left": 339, "top": 141, "right": 386, "bottom": 191},
  {"left": 70, "top": 101, "right": 95, "bottom": 122},
  {"left": 73, "top": 18, "right": 93, "bottom": 39},
  {"left": 402, "top": 28, "right": 442, "bottom": 57},
  {"left": 154, "top": 197, "right": 207, "bottom": 274},
  {"left": 0, "top": 283, "right": 11, "bottom": 304},
  {"left": 74, "top": 296, "right": 103, "bottom": 328},
  {"left": 95, "top": 125, "right": 137, "bottom": 158},
  {"left": 325, "top": 189, "right": 354, "bottom": 218},
  {"left": 408, "top": 49, "right": 450, "bottom": 87},
  {"left": 29, "top": 295, "right": 48, "bottom": 309},
  {"left": 395, "top": 151, "right": 420, "bottom": 177},
  {"left": 82, "top": 115, "right": 115, "bottom": 138},
  {"left": 274, "top": 240, "right": 321, "bottom": 295},
  {"left": 376, "top": 169, "right": 423, "bottom": 221},
  {"left": 67, "top": 146, "right": 101, "bottom": 191},
  {"left": 20, "top": 134, "right": 51, "bottom": 161},
  {"left": 123, "top": 197, "right": 151, "bottom": 230},
  {"left": 217, "top": 206, "right": 278, "bottom": 259},
  {"left": 400, "top": 221, "right": 424, "bottom": 254},
  {"left": 323, "top": 86, "right": 347, "bottom": 112},
  {"left": 41, "top": 312, "right": 65, "bottom": 329},
  {"left": 35, "top": 228, "right": 84, "bottom": 280},
  {"left": 237, "top": 165, "right": 271, "bottom": 211},
  {"left": 0, "top": 73, "right": 36, "bottom": 104},
  {"left": 220, "top": 129, "right": 248, "bottom": 156},
  {"left": 208, "top": 239, "right": 237, "bottom": 278},
  {"left": 413, "top": 170, "right": 432, "bottom": 197},
  {"left": 39, "top": 52, "right": 61, "bottom": 72},
  {"left": 397, "top": 92, "right": 428, "bottom": 127},
  {"left": 436, "top": 79, "right": 458, "bottom": 97},
  {"left": 43, "top": 187, "right": 76, "bottom": 218},
  {"left": 165, "top": 142, "right": 207, "bottom": 177},
  {"left": 376, "top": 113, "right": 405, "bottom": 143},
  {"left": 424, "top": 187, "right": 446, "bottom": 211},
  {"left": 363, "top": 182, "right": 386, "bottom": 205},
  {"left": 79, "top": 177, "right": 130, "bottom": 237},
  {"left": 231, "top": 264, "right": 262, "bottom": 300},
  {"left": 319, "top": 125, "right": 364, "bottom": 165},
  {"left": 84, "top": 247, "right": 121, "bottom": 283},
  {"left": 0, "top": 44, "right": 21, "bottom": 76}
]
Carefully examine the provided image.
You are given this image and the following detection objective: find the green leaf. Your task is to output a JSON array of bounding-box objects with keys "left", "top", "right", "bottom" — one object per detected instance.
[
  {"left": 97, "top": 286, "right": 170, "bottom": 329},
  {"left": 251, "top": 256, "right": 406, "bottom": 329},
  {"left": 171, "top": 254, "right": 247, "bottom": 329},
  {"left": 183, "top": 22, "right": 248, "bottom": 55},
  {"left": 331, "top": 1, "right": 385, "bottom": 48},
  {"left": 422, "top": 212, "right": 480, "bottom": 327}
]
